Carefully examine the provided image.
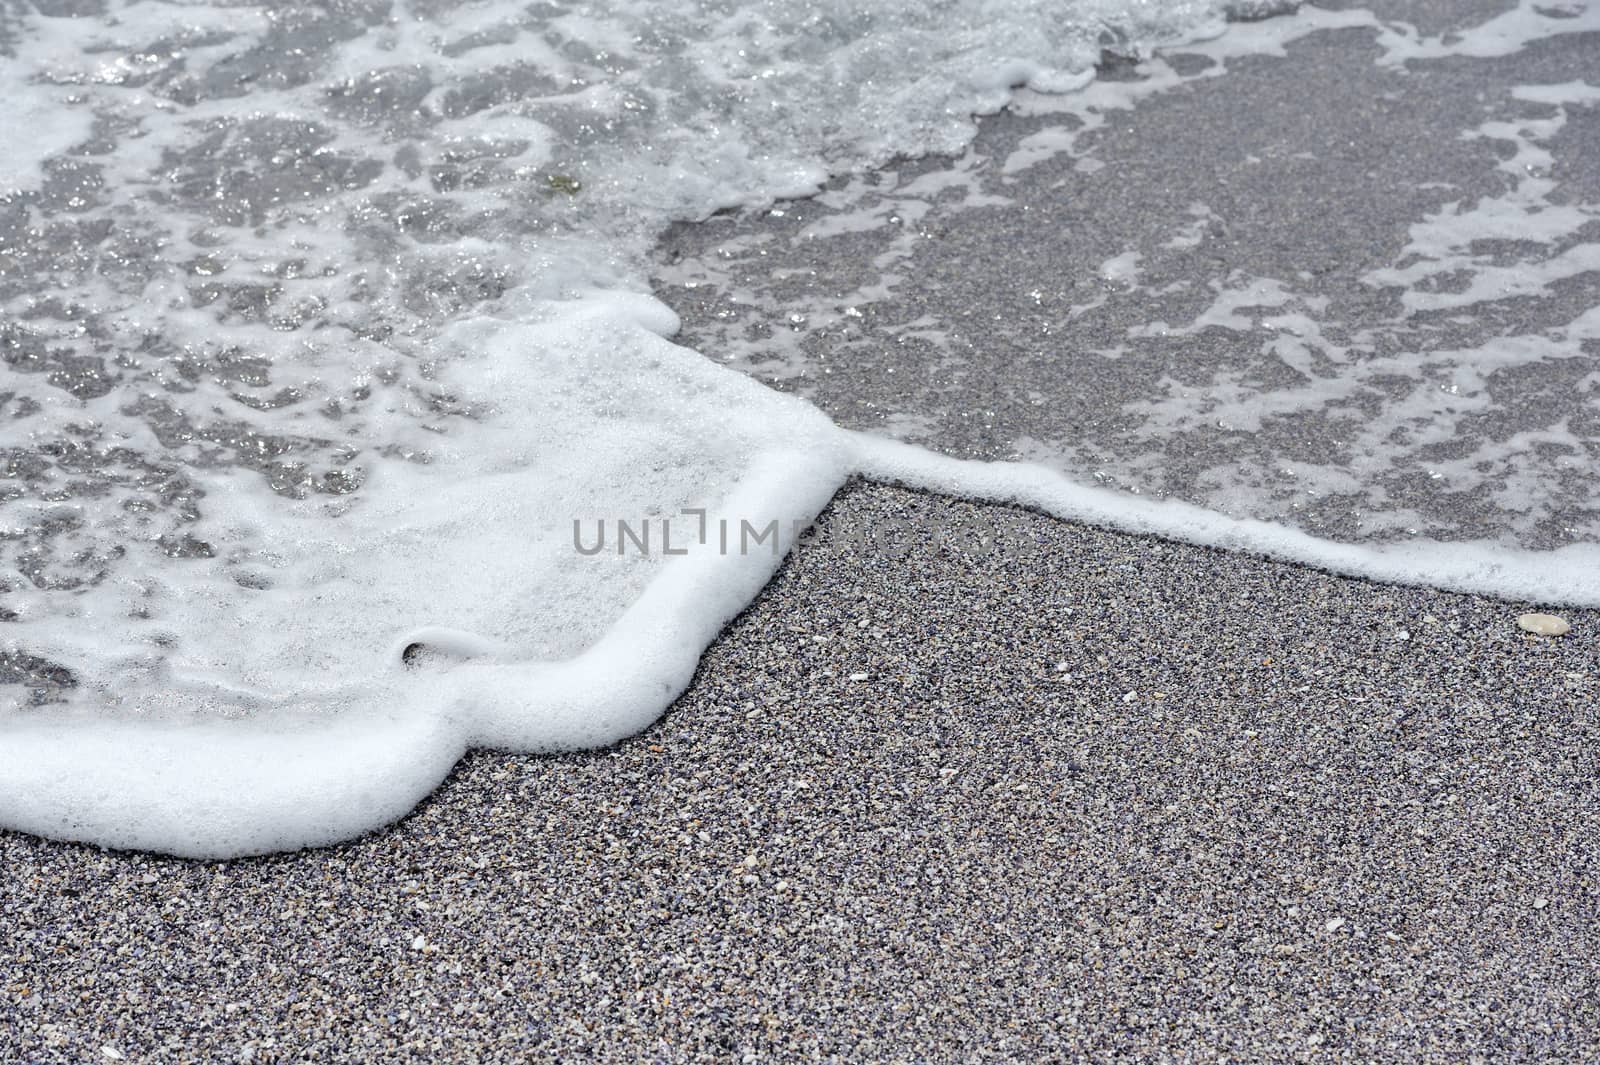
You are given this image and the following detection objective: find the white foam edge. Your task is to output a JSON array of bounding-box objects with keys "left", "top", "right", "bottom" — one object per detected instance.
[
  {"left": 0, "top": 448, "right": 845, "bottom": 859},
  {"left": 11, "top": 421, "right": 1598, "bottom": 858},
  {"left": 851, "top": 433, "right": 1600, "bottom": 607}
]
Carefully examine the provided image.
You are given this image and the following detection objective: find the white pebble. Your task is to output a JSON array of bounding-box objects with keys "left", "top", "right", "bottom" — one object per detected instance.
[
  {"left": 848, "top": 672, "right": 869, "bottom": 681},
  {"left": 1324, "top": 917, "right": 1347, "bottom": 933},
  {"left": 1517, "top": 613, "right": 1570, "bottom": 636}
]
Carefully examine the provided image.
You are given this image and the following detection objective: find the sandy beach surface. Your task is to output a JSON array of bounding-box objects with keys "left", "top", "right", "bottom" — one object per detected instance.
[
  {"left": 5, "top": 2, "right": 1600, "bottom": 1061},
  {"left": 5, "top": 485, "right": 1599, "bottom": 1062}
]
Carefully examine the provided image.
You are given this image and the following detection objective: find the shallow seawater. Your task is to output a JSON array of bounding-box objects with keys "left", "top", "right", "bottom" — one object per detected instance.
[
  {"left": 656, "top": 3, "right": 1600, "bottom": 549},
  {"left": 0, "top": 0, "right": 1596, "bottom": 855}
]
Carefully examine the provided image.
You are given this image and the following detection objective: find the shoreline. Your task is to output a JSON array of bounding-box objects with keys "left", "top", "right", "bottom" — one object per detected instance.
[
  {"left": 6, "top": 2, "right": 1600, "bottom": 1059},
  {"left": 5, "top": 483, "right": 1598, "bottom": 1061}
]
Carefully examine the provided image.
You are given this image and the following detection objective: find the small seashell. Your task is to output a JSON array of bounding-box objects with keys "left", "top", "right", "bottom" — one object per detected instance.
[{"left": 1517, "top": 613, "right": 1570, "bottom": 637}]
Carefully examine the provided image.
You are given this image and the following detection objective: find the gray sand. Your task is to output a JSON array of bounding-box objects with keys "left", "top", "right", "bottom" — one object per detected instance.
[
  {"left": 4, "top": 484, "right": 1599, "bottom": 1062},
  {"left": 6, "top": 2, "right": 1600, "bottom": 1061}
]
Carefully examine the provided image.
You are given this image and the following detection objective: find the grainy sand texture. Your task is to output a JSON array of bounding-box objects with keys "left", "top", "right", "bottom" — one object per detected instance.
[{"left": 5, "top": 486, "right": 1599, "bottom": 1062}]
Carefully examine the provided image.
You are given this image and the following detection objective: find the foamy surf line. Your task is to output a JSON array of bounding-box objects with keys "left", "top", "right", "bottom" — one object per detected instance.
[
  {"left": 6, "top": 353, "right": 1598, "bottom": 859},
  {"left": 854, "top": 437, "right": 1600, "bottom": 610},
  {"left": 3, "top": 0, "right": 1598, "bottom": 857}
]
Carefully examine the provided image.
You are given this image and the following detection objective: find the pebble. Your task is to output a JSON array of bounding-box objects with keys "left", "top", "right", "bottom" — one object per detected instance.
[{"left": 1517, "top": 613, "right": 1570, "bottom": 636}]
